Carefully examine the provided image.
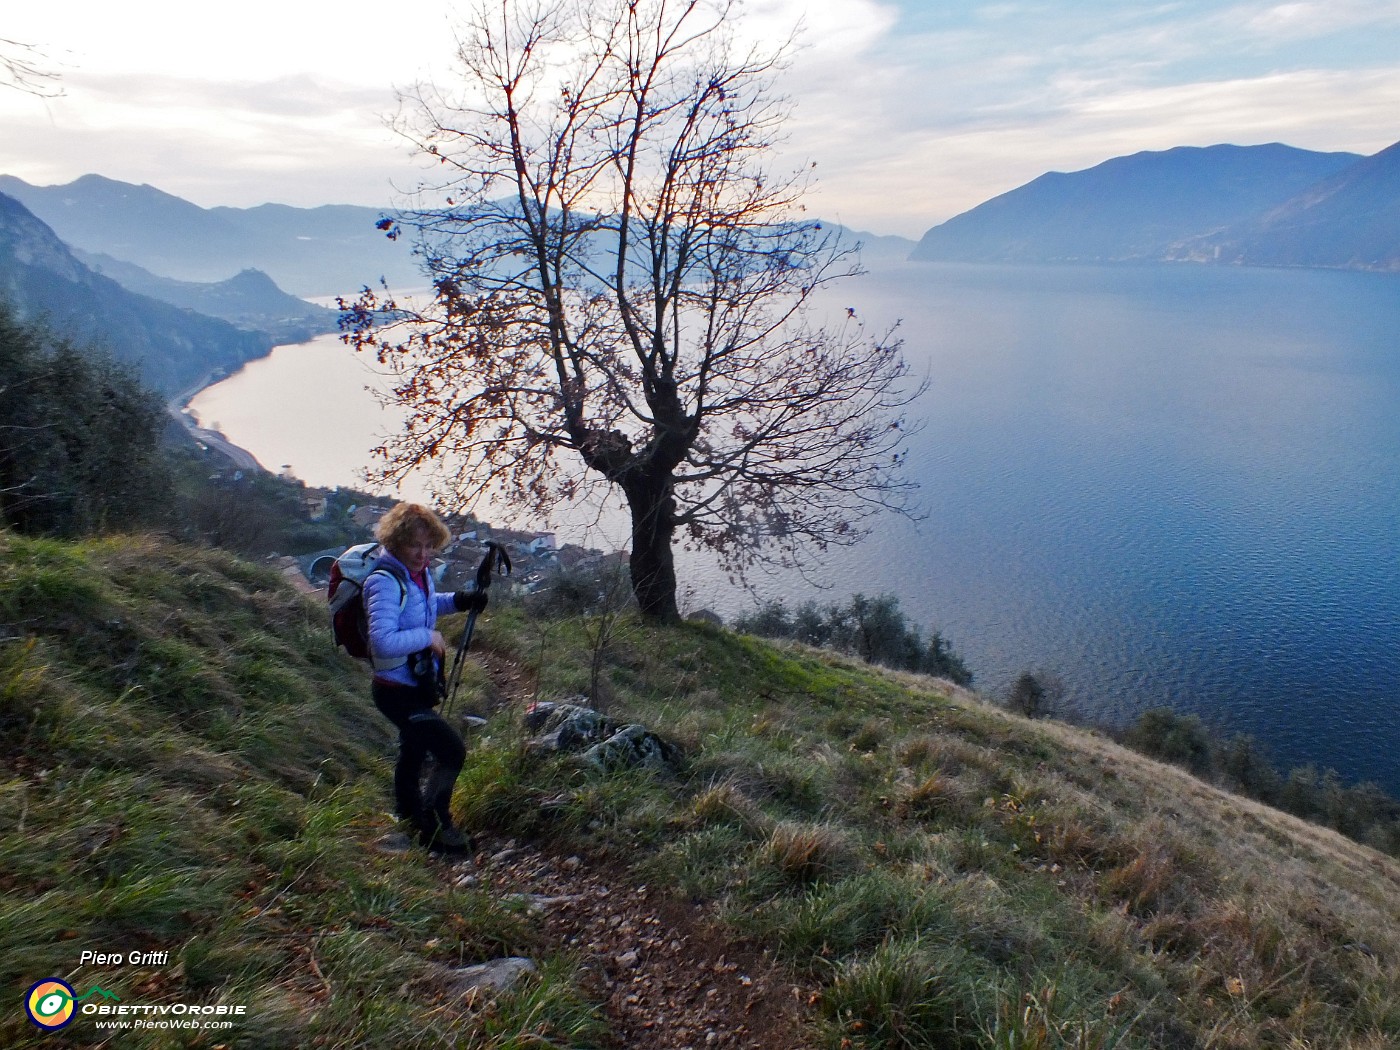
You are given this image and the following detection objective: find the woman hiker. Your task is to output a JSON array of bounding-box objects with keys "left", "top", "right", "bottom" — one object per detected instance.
[{"left": 364, "top": 503, "right": 486, "bottom": 853}]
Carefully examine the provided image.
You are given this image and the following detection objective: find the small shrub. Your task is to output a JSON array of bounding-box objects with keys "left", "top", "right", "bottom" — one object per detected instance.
[
  {"left": 1216, "top": 734, "right": 1282, "bottom": 799},
  {"left": 1007, "top": 673, "right": 1048, "bottom": 719},
  {"left": 524, "top": 562, "right": 635, "bottom": 619},
  {"left": 1115, "top": 709, "right": 1400, "bottom": 857},
  {"left": 1122, "top": 709, "right": 1212, "bottom": 775},
  {"left": 735, "top": 592, "right": 973, "bottom": 684}
]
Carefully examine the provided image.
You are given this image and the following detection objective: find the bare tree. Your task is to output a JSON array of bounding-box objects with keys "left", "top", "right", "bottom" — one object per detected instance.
[
  {"left": 0, "top": 37, "right": 61, "bottom": 96},
  {"left": 343, "top": 0, "right": 921, "bottom": 620}
]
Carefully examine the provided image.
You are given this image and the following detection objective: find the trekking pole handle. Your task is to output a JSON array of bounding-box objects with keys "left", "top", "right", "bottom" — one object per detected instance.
[{"left": 445, "top": 542, "right": 512, "bottom": 714}]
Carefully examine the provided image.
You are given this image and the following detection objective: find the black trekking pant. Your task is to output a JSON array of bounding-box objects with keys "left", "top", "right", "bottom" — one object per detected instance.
[{"left": 371, "top": 680, "right": 466, "bottom": 825}]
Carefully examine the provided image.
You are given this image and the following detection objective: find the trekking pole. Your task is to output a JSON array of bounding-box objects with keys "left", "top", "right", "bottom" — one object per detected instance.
[{"left": 444, "top": 542, "right": 511, "bottom": 716}]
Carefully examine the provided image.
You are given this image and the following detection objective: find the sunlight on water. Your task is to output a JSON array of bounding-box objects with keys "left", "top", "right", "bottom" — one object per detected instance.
[{"left": 188, "top": 334, "right": 416, "bottom": 495}]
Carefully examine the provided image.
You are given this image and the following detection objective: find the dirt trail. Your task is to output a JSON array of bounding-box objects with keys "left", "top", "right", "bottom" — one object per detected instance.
[
  {"left": 461, "top": 651, "right": 819, "bottom": 1048},
  {"left": 473, "top": 837, "right": 816, "bottom": 1049}
]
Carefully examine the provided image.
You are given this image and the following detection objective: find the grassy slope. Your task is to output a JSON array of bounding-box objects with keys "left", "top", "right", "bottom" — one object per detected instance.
[
  {"left": 0, "top": 534, "right": 592, "bottom": 1049},
  {"left": 2, "top": 534, "right": 1397, "bottom": 1048}
]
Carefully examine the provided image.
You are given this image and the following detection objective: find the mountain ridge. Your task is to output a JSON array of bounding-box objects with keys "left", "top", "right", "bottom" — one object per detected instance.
[
  {"left": 1166, "top": 139, "right": 1400, "bottom": 270},
  {"left": 75, "top": 250, "right": 338, "bottom": 342},
  {"left": 0, "top": 191, "right": 273, "bottom": 394},
  {"left": 911, "top": 142, "right": 1369, "bottom": 266},
  {"left": 7, "top": 141, "right": 1396, "bottom": 301},
  {"left": 0, "top": 173, "right": 420, "bottom": 296}
]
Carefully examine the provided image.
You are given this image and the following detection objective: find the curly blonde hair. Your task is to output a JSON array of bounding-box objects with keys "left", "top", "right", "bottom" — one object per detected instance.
[{"left": 375, "top": 503, "right": 451, "bottom": 553}]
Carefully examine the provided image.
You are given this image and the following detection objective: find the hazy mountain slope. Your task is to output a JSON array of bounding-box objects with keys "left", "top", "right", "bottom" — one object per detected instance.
[
  {"left": 77, "top": 251, "right": 338, "bottom": 342},
  {"left": 1169, "top": 139, "right": 1400, "bottom": 270},
  {"left": 911, "top": 143, "right": 1362, "bottom": 264},
  {"left": 0, "top": 192, "right": 271, "bottom": 393},
  {"left": 0, "top": 172, "right": 922, "bottom": 297},
  {"left": 0, "top": 174, "right": 419, "bottom": 296},
  {"left": 823, "top": 223, "right": 919, "bottom": 267}
]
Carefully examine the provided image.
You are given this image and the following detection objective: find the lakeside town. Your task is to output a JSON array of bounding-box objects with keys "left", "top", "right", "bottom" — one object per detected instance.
[
  {"left": 175, "top": 398, "right": 631, "bottom": 603},
  {"left": 272, "top": 489, "right": 628, "bottom": 601}
]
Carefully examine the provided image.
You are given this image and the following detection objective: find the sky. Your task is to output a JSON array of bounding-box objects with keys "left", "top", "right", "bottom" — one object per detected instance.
[{"left": 1, "top": 0, "right": 1398, "bottom": 238}]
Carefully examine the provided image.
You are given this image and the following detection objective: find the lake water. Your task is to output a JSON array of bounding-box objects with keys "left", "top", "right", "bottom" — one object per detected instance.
[{"left": 189, "top": 262, "right": 1400, "bottom": 793}]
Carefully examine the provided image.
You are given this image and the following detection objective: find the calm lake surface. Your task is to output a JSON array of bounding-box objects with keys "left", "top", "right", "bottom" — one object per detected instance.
[{"left": 190, "top": 262, "right": 1400, "bottom": 792}]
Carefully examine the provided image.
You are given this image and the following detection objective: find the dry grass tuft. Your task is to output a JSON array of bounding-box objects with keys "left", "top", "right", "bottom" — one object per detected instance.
[
  {"left": 692, "top": 778, "right": 773, "bottom": 836},
  {"left": 1101, "top": 839, "right": 1180, "bottom": 916},
  {"left": 896, "top": 772, "right": 965, "bottom": 821},
  {"left": 761, "top": 821, "right": 855, "bottom": 883}
]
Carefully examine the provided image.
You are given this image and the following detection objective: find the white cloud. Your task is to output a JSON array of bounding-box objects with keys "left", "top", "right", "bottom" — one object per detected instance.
[
  {"left": 814, "top": 65, "right": 1400, "bottom": 236},
  {"left": 749, "top": 0, "right": 1400, "bottom": 235},
  {"left": 1244, "top": 0, "right": 1400, "bottom": 40},
  {"left": 2, "top": 0, "right": 1397, "bottom": 231},
  {"left": 740, "top": 0, "right": 898, "bottom": 57},
  {"left": 4, "top": 0, "right": 458, "bottom": 84}
]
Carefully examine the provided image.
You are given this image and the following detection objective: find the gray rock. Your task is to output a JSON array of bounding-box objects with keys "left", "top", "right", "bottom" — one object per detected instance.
[
  {"left": 441, "top": 957, "right": 537, "bottom": 999},
  {"left": 504, "top": 892, "right": 582, "bottom": 914},
  {"left": 582, "top": 722, "right": 679, "bottom": 772},
  {"left": 524, "top": 699, "right": 681, "bottom": 773}
]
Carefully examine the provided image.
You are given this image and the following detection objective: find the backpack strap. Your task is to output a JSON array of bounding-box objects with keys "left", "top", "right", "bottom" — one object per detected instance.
[
  {"left": 367, "top": 563, "right": 409, "bottom": 611},
  {"left": 364, "top": 562, "right": 411, "bottom": 671}
]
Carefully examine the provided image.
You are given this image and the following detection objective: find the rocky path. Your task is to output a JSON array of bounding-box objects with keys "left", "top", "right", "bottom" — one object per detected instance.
[
  {"left": 469, "top": 836, "right": 817, "bottom": 1049},
  {"left": 432, "top": 649, "right": 819, "bottom": 1047}
]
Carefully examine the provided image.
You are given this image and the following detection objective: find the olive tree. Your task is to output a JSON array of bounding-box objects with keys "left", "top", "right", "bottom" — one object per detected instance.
[{"left": 343, "top": 0, "right": 921, "bottom": 619}]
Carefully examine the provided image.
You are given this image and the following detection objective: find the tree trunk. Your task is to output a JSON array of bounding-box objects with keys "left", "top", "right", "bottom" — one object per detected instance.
[{"left": 623, "top": 469, "right": 680, "bottom": 622}]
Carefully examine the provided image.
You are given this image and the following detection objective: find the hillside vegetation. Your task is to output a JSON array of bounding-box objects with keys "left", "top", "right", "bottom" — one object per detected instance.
[{"left": 2, "top": 533, "right": 1398, "bottom": 1048}]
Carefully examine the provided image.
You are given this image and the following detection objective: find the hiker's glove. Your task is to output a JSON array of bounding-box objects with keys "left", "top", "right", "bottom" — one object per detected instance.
[
  {"left": 454, "top": 588, "right": 488, "bottom": 614},
  {"left": 475, "top": 556, "right": 496, "bottom": 591}
]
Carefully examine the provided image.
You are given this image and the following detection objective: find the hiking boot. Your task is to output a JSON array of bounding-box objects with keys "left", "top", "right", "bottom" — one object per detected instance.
[
  {"left": 415, "top": 813, "right": 472, "bottom": 854},
  {"left": 427, "top": 824, "right": 472, "bottom": 854}
]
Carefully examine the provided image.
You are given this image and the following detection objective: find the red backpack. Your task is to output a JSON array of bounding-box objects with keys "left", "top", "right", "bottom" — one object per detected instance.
[{"left": 327, "top": 543, "right": 407, "bottom": 663}]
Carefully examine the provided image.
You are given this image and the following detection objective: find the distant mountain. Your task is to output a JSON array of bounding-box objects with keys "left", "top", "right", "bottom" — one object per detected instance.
[
  {"left": 1167, "top": 140, "right": 1400, "bottom": 271},
  {"left": 0, "top": 174, "right": 419, "bottom": 297},
  {"left": 0, "top": 192, "right": 271, "bottom": 395},
  {"left": 0, "top": 173, "right": 923, "bottom": 296},
  {"left": 76, "top": 251, "right": 338, "bottom": 343},
  {"left": 911, "top": 143, "right": 1363, "bottom": 265},
  {"left": 821, "top": 224, "right": 918, "bottom": 268}
]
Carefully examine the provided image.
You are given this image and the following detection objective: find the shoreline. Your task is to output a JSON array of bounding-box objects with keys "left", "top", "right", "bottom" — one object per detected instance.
[
  {"left": 167, "top": 331, "right": 422, "bottom": 498},
  {"left": 162, "top": 319, "right": 339, "bottom": 473},
  {"left": 165, "top": 370, "right": 266, "bottom": 474}
]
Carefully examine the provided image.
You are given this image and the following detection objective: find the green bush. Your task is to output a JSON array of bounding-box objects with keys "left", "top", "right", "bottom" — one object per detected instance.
[
  {"left": 1007, "top": 673, "right": 1048, "bottom": 719},
  {"left": 735, "top": 592, "right": 973, "bottom": 685},
  {"left": 0, "top": 303, "right": 171, "bottom": 536},
  {"left": 1121, "top": 709, "right": 1212, "bottom": 774}
]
